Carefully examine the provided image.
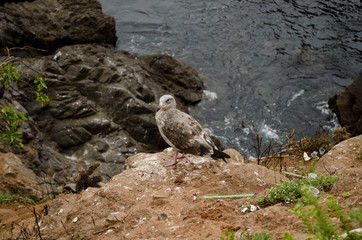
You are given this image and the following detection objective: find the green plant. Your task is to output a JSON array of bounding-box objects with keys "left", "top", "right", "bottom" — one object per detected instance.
[
  {"left": 256, "top": 174, "right": 337, "bottom": 206},
  {"left": 0, "top": 63, "right": 20, "bottom": 89},
  {"left": 299, "top": 174, "right": 337, "bottom": 192},
  {"left": 358, "top": 151, "right": 362, "bottom": 159},
  {"left": 0, "top": 192, "right": 50, "bottom": 205},
  {"left": 0, "top": 192, "right": 35, "bottom": 204},
  {"left": 221, "top": 229, "right": 236, "bottom": 240},
  {"left": 0, "top": 107, "right": 27, "bottom": 148},
  {"left": 0, "top": 62, "right": 49, "bottom": 148},
  {"left": 304, "top": 158, "right": 318, "bottom": 175},
  {"left": 34, "top": 76, "right": 50, "bottom": 106},
  {"left": 341, "top": 192, "right": 350, "bottom": 198},
  {"left": 220, "top": 229, "right": 271, "bottom": 240},
  {"left": 284, "top": 186, "right": 362, "bottom": 240},
  {"left": 281, "top": 232, "right": 294, "bottom": 240}
]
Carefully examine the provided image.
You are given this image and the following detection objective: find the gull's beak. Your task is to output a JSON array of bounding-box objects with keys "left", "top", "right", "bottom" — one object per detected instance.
[{"left": 156, "top": 106, "right": 160, "bottom": 112}]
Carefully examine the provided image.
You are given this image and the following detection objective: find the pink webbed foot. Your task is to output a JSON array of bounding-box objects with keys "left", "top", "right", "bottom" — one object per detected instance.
[{"left": 164, "top": 151, "right": 184, "bottom": 167}]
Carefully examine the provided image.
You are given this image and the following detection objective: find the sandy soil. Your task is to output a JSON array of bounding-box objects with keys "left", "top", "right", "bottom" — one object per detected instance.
[{"left": 0, "top": 135, "right": 361, "bottom": 240}]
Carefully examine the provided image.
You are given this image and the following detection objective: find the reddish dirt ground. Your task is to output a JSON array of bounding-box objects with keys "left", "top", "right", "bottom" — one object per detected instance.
[{"left": 0, "top": 135, "right": 361, "bottom": 240}]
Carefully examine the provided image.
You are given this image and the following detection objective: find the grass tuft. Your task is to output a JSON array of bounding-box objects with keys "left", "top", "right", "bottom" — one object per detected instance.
[
  {"left": 220, "top": 229, "right": 272, "bottom": 240},
  {"left": 256, "top": 174, "right": 337, "bottom": 207},
  {"left": 0, "top": 192, "right": 50, "bottom": 205}
]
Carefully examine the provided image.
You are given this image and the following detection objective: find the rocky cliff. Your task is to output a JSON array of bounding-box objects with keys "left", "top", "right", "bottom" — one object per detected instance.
[
  {"left": 0, "top": 0, "right": 205, "bottom": 185},
  {"left": 329, "top": 71, "right": 362, "bottom": 136},
  {"left": 0, "top": 0, "right": 116, "bottom": 53}
]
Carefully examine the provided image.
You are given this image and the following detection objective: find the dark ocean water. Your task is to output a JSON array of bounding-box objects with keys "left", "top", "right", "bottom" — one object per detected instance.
[{"left": 99, "top": 0, "right": 362, "bottom": 157}]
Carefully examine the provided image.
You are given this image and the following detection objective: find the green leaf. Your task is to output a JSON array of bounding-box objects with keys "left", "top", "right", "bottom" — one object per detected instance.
[{"left": 0, "top": 107, "right": 27, "bottom": 148}]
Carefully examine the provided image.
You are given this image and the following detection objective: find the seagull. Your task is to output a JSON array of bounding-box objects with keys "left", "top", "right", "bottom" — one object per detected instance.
[{"left": 155, "top": 94, "right": 230, "bottom": 167}]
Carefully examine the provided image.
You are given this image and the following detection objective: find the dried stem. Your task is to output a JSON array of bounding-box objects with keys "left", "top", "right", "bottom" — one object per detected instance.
[
  {"left": 33, "top": 207, "right": 43, "bottom": 240},
  {"left": 60, "top": 219, "right": 74, "bottom": 240}
]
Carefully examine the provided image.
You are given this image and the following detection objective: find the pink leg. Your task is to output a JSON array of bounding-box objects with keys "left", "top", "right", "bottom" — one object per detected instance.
[{"left": 164, "top": 151, "right": 184, "bottom": 167}]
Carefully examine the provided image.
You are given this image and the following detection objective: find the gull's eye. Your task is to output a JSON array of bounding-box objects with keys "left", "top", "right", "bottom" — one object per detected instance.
[{"left": 166, "top": 98, "right": 172, "bottom": 103}]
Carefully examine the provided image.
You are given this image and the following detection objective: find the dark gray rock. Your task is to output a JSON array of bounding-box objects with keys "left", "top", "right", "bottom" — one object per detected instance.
[
  {"left": 10, "top": 44, "right": 204, "bottom": 180},
  {"left": 0, "top": 1, "right": 35, "bottom": 6},
  {"left": 51, "top": 126, "right": 92, "bottom": 149},
  {"left": 0, "top": 0, "right": 205, "bottom": 184},
  {"left": 0, "top": 0, "right": 116, "bottom": 54},
  {"left": 329, "top": 71, "right": 362, "bottom": 136}
]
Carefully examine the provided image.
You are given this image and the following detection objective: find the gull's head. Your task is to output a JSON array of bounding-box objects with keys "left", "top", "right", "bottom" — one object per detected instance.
[{"left": 157, "top": 95, "right": 177, "bottom": 112}]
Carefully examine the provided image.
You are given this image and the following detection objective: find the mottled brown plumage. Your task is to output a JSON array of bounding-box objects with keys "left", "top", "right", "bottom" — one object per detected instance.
[{"left": 155, "top": 94, "right": 229, "bottom": 166}]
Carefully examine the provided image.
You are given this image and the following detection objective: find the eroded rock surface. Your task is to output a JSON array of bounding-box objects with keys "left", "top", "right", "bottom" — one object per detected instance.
[
  {"left": 3, "top": 43, "right": 204, "bottom": 182},
  {"left": 329, "top": 71, "right": 362, "bottom": 136},
  {"left": 20, "top": 149, "right": 289, "bottom": 239},
  {"left": 1, "top": 138, "right": 361, "bottom": 239},
  {"left": 315, "top": 134, "right": 362, "bottom": 194},
  {"left": 0, "top": 0, "right": 205, "bottom": 183},
  {"left": 0, "top": 152, "right": 42, "bottom": 199},
  {"left": 0, "top": 0, "right": 116, "bottom": 54}
]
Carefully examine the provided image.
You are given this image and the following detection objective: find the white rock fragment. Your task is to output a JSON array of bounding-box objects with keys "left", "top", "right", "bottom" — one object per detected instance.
[
  {"left": 241, "top": 205, "right": 258, "bottom": 213},
  {"left": 340, "top": 228, "right": 362, "bottom": 238},
  {"left": 250, "top": 205, "right": 257, "bottom": 212},
  {"left": 53, "top": 51, "right": 62, "bottom": 61},
  {"left": 73, "top": 217, "right": 78, "bottom": 223},
  {"left": 56, "top": 209, "right": 63, "bottom": 215},
  {"left": 241, "top": 207, "right": 248, "bottom": 213}
]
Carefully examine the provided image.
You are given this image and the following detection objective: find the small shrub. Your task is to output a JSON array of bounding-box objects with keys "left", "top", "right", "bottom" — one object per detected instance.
[
  {"left": 256, "top": 174, "right": 337, "bottom": 206},
  {"left": 298, "top": 129, "right": 333, "bottom": 154},
  {"left": 285, "top": 186, "right": 362, "bottom": 240},
  {"left": 0, "top": 62, "right": 49, "bottom": 148},
  {"left": 332, "top": 127, "right": 351, "bottom": 145},
  {"left": 358, "top": 151, "right": 362, "bottom": 159},
  {"left": 0, "top": 107, "right": 27, "bottom": 148},
  {"left": 220, "top": 229, "right": 272, "bottom": 240},
  {"left": 34, "top": 76, "right": 50, "bottom": 106},
  {"left": 0, "top": 63, "right": 20, "bottom": 89}
]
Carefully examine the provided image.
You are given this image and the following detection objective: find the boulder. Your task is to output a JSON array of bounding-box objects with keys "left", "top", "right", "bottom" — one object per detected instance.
[
  {"left": 315, "top": 135, "right": 362, "bottom": 194},
  {"left": 328, "top": 71, "right": 362, "bottom": 136},
  {"left": 0, "top": 0, "right": 205, "bottom": 184},
  {"left": 0, "top": 0, "right": 116, "bottom": 55},
  {"left": 0, "top": 1, "right": 34, "bottom": 6},
  {"left": 8, "top": 44, "right": 204, "bottom": 180},
  {"left": 0, "top": 152, "right": 42, "bottom": 200}
]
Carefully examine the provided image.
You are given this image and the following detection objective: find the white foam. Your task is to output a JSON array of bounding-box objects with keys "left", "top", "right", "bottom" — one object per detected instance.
[
  {"left": 242, "top": 127, "right": 251, "bottom": 135},
  {"left": 287, "top": 89, "right": 305, "bottom": 107},
  {"left": 260, "top": 123, "right": 279, "bottom": 140},
  {"left": 203, "top": 90, "right": 218, "bottom": 101},
  {"left": 315, "top": 101, "right": 341, "bottom": 131},
  {"left": 315, "top": 101, "right": 331, "bottom": 115}
]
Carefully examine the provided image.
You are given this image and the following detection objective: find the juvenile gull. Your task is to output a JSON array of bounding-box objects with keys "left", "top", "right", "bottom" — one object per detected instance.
[{"left": 155, "top": 94, "right": 230, "bottom": 167}]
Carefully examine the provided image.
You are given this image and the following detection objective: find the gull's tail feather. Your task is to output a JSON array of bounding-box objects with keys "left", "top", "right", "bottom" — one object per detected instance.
[{"left": 211, "top": 149, "right": 230, "bottom": 163}]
